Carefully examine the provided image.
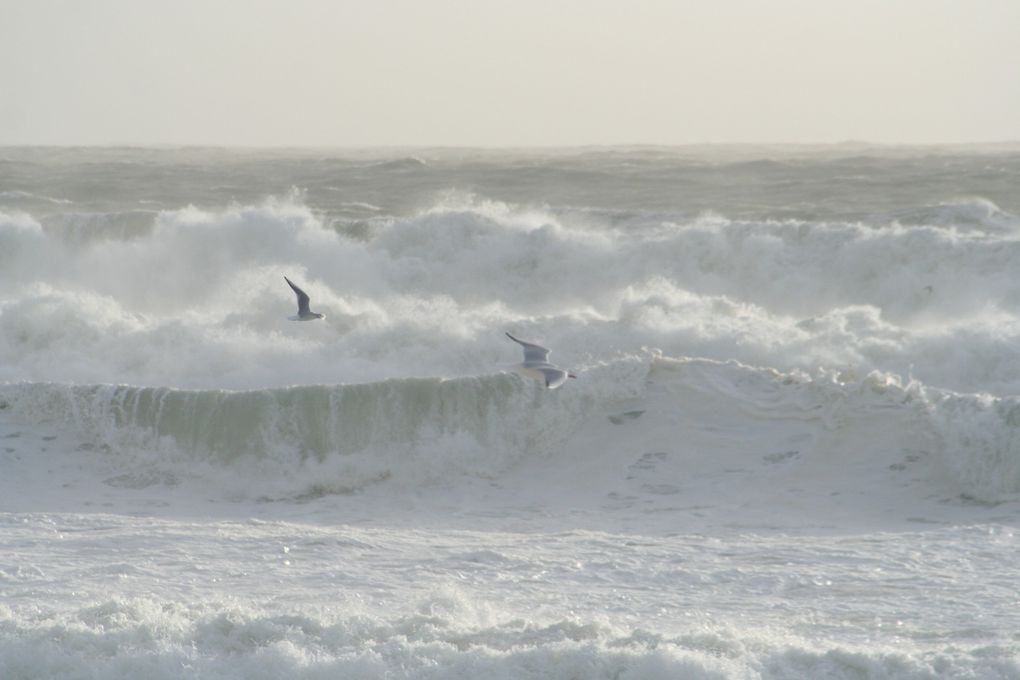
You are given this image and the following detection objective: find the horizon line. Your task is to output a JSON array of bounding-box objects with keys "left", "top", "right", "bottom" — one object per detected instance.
[{"left": 3, "top": 139, "right": 1020, "bottom": 151}]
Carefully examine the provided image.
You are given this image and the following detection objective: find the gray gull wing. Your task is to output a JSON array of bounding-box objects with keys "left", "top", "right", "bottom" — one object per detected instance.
[
  {"left": 285, "top": 276, "right": 312, "bottom": 316},
  {"left": 505, "top": 332, "right": 551, "bottom": 364}
]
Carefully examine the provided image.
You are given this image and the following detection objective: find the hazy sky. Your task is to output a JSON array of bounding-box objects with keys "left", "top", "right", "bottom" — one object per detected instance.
[{"left": 2, "top": 0, "right": 1018, "bottom": 146}]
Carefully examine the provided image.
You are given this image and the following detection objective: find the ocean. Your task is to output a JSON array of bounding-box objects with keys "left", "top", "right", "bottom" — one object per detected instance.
[{"left": 1, "top": 145, "right": 1019, "bottom": 679}]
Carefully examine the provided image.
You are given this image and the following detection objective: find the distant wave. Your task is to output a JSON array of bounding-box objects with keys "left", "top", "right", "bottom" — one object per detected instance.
[
  {"left": 885, "top": 196, "right": 1020, "bottom": 233},
  {"left": 0, "top": 189, "right": 73, "bottom": 205},
  {"left": 366, "top": 156, "right": 429, "bottom": 171},
  {"left": 39, "top": 209, "right": 160, "bottom": 243}
]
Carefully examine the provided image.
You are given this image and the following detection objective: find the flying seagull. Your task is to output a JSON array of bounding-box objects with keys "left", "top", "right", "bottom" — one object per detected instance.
[
  {"left": 505, "top": 331, "right": 576, "bottom": 389},
  {"left": 284, "top": 276, "right": 325, "bottom": 321}
]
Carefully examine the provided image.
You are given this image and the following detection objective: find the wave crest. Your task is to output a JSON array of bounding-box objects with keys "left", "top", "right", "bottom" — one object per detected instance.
[{"left": 0, "top": 361, "right": 648, "bottom": 498}]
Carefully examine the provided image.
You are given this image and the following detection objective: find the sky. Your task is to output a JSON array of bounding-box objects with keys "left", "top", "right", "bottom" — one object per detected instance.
[{"left": 1, "top": 0, "right": 1018, "bottom": 147}]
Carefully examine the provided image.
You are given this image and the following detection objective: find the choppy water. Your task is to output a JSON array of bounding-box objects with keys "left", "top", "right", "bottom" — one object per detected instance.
[{"left": 1, "top": 145, "right": 1019, "bottom": 679}]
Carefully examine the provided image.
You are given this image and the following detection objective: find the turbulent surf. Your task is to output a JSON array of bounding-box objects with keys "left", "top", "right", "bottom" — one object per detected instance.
[{"left": 1, "top": 146, "right": 1019, "bottom": 679}]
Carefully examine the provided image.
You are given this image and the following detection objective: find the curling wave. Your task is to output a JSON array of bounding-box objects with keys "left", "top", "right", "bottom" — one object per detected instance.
[{"left": 2, "top": 355, "right": 1017, "bottom": 504}]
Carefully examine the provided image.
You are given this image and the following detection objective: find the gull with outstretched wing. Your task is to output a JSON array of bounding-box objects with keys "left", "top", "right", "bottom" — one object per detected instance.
[
  {"left": 284, "top": 276, "right": 325, "bottom": 321},
  {"left": 505, "top": 331, "right": 577, "bottom": 389}
]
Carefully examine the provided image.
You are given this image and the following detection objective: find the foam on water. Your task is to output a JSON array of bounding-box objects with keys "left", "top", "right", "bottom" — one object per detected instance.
[
  {"left": 3, "top": 599, "right": 1014, "bottom": 680},
  {"left": 3, "top": 147, "right": 1020, "bottom": 679},
  {"left": 3, "top": 184, "right": 1020, "bottom": 393},
  {"left": 1, "top": 518, "right": 1017, "bottom": 680}
]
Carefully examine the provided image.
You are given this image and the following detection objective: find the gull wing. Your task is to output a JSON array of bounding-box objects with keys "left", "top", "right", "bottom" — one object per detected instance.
[
  {"left": 285, "top": 276, "right": 312, "bottom": 315},
  {"left": 505, "top": 332, "right": 551, "bottom": 364}
]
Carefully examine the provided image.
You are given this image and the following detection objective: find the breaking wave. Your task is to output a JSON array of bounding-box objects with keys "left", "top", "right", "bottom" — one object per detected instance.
[
  {"left": 2, "top": 355, "right": 1017, "bottom": 503},
  {"left": 3, "top": 595, "right": 1014, "bottom": 680}
]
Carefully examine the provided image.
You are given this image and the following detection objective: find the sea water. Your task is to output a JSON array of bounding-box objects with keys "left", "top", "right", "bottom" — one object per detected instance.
[{"left": 1, "top": 145, "right": 1019, "bottom": 678}]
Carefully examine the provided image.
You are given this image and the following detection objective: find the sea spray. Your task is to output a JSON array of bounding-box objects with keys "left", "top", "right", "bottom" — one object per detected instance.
[{"left": 3, "top": 147, "right": 1020, "bottom": 679}]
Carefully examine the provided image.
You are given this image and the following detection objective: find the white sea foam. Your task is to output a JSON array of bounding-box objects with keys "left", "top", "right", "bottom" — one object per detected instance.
[
  {"left": 0, "top": 519, "right": 1017, "bottom": 680},
  {"left": 3, "top": 597, "right": 1013, "bottom": 680},
  {"left": 2, "top": 147, "right": 1019, "bottom": 679},
  {"left": 3, "top": 191, "right": 1020, "bottom": 394}
]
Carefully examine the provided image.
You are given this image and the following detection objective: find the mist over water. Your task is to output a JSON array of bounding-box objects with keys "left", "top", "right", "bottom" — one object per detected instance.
[
  {"left": 2, "top": 146, "right": 1019, "bottom": 679},
  {"left": 3, "top": 145, "right": 1020, "bottom": 393}
]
